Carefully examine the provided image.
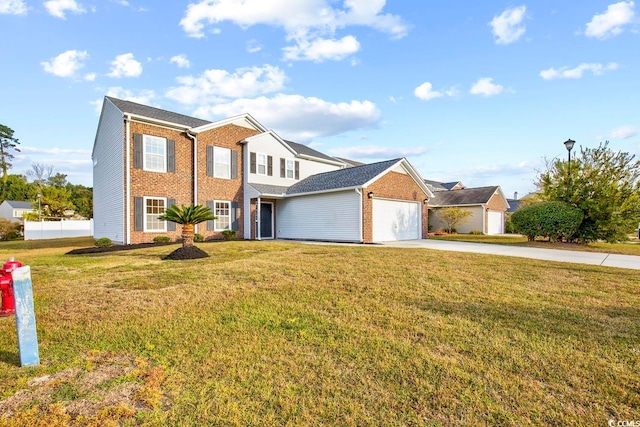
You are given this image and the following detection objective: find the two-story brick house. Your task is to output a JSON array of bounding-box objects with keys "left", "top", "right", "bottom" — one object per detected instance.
[{"left": 92, "top": 96, "right": 432, "bottom": 244}]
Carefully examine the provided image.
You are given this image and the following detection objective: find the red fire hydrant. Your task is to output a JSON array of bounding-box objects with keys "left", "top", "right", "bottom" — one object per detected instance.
[{"left": 0, "top": 257, "right": 22, "bottom": 317}]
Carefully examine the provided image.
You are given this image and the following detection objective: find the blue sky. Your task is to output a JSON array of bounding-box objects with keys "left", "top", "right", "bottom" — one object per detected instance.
[{"left": 1, "top": 0, "right": 638, "bottom": 198}]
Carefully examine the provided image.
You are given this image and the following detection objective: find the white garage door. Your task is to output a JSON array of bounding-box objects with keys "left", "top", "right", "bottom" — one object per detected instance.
[
  {"left": 372, "top": 199, "right": 421, "bottom": 241},
  {"left": 487, "top": 211, "right": 504, "bottom": 235}
]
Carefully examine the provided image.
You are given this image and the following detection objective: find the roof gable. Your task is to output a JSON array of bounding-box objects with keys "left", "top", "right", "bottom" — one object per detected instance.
[
  {"left": 284, "top": 140, "right": 344, "bottom": 165},
  {"left": 106, "top": 96, "right": 211, "bottom": 128}
]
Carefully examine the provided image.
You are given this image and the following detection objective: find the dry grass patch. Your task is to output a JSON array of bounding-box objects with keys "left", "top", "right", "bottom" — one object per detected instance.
[{"left": 0, "top": 239, "right": 638, "bottom": 425}]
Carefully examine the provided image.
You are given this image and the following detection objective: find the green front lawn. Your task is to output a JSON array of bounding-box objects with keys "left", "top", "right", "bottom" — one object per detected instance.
[
  {"left": 0, "top": 239, "right": 638, "bottom": 425},
  {"left": 430, "top": 233, "right": 640, "bottom": 256}
]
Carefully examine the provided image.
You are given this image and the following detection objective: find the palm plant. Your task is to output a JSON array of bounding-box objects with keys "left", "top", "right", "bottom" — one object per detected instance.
[{"left": 159, "top": 204, "right": 216, "bottom": 248}]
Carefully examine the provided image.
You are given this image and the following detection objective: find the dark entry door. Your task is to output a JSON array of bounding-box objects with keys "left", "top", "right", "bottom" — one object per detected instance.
[{"left": 260, "top": 203, "right": 273, "bottom": 239}]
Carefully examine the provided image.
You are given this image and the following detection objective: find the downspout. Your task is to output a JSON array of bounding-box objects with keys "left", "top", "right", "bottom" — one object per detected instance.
[
  {"left": 482, "top": 204, "right": 487, "bottom": 234},
  {"left": 125, "top": 114, "right": 131, "bottom": 245},
  {"left": 186, "top": 130, "right": 198, "bottom": 233},
  {"left": 355, "top": 188, "right": 363, "bottom": 243},
  {"left": 256, "top": 197, "right": 261, "bottom": 240}
]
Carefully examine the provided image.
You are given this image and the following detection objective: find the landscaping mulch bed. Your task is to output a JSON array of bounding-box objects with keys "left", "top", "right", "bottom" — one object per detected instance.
[
  {"left": 163, "top": 246, "right": 209, "bottom": 260},
  {"left": 66, "top": 242, "right": 173, "bottom": 255}
]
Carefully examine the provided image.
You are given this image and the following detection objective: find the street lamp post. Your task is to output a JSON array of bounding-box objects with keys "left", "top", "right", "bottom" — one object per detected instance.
[
  {"left": 37, "top": 193, "right": 41, "bottom": 221},
  {"left": 563, "top": 139, "right": 575, "bottom": 194}
]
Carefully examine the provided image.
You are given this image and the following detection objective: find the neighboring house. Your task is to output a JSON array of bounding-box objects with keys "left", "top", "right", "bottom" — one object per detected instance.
[
  {"left": 93, "top": 96, "right": 432, "bottom": 244},
  {"left": 424, "top": 180, "right": 465, "bottom": 192},
  {"left": 428, "top": 186, "right": 510, "bottom": 235},
  {"left": 0, "top": 200, "right": 34, "bottom": 222}
]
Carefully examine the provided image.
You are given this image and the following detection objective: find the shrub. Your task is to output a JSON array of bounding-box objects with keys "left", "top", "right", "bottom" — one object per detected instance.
[
  {"left": 0, "top": 219, "right": 21, "bottom": 241},
  {"left": 469, "top": 230, "right": 484, "bottom": 235},
  {"left": 94, "top": 237, "right": 113, "bottom": 248},
  {"left": 511, "top": 201, "right": 583, "bottom": 242},
  {"left": 221, "top": 230, "right": 236, "bottom": 241},
  {"left": 505, "top": 214, "right": 515, "bottom": 234},
  {"left": 194, "top": 233, "right": 204, "bottom": 242},
  {"left": 153, "top": 236, "right": 171, "bottom": 243}
]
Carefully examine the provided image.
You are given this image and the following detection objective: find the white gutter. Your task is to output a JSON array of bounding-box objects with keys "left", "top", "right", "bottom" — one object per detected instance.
[
  {"left": 355, "top": 188, "right": 363, "bottom": 243},
  {"left": 256, "top": 197, "right": 261, "bottom": 240},
  {"left": 125, "top": 114, "right": 131, "bottom": 245},
  {"left": 186, "top": 131, "right": 198, "bottom": 233},
  {"left": 127, "top": 114, "right": 191, "bottom": 131}
]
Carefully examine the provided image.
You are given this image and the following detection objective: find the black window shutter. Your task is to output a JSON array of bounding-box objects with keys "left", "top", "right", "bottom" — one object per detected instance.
[
  {"left": 267, "top": 156, "right": 273, "bottom": 176},
  {"left": 231, "top": 201, "right": 239, "bottom": 231},
  {"left": 167, "top": 139, "right": 175, "bottom": 172},
  {"left": 206, "top": 200, "right": 215, "bottom": 231},
  {"left": 250, "top": 152, "right": 256, "bottom": 174},
  {"left": 134, "top": 197, "right": 144, "bottom": 231},
  {"left": 206, "top": 146, "right": 214, "bottom": 177},
  {"left": 166, "top": 198, "right": 176, "bottom": 231},
  {"left": 231, "top": 149, "right": 238, "bottom": 179},
  {"left": 280, "top": 158, "right": 285, "bottom": 178},
  {"left": 295, "top": 161, "right": 300, "bottom": 180},
  {"left": 133, "top": 133, "right": 143, "bottom": 169}
]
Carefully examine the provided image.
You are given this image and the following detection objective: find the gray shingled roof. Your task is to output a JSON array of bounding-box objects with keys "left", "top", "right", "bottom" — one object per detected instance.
[
  {"left": 334, "top": 157, "right": 365, "bottom": 167},
  {"left": 284, "top": 140, "right": 340, "bottom": 163},
  {"left": 106, "top": 96, "right": 211, "bottom": 128},
  {"left": 424, "top": 179, "right": 448, "bottom": 191},
  {"left": 4, "top": 200, "right": 33, "bottom": 209},
  {"left": 286, "top": 159, "right": 401, "bottom": 195},
  {"left": 249, "top": 183, "right": 290, "bottom": 196},
  {"left": 429, "top": 186, "right": 500, "bottom": 206},
  {"left": 506, "top": 199, "right": 520, "bottom": 213}
]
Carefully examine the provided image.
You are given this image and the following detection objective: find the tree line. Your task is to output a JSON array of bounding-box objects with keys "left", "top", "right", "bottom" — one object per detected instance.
[{"left": 0, "top": 123, "right": 92, "bottom": 220}]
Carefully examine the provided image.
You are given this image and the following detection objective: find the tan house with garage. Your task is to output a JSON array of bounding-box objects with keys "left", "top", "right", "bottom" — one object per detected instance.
[
  {"left": 92, "top": 96, "right": 432, "bottom": 244},
  {"left": 427, "top": 185, "right": 510, "bottom": 235}
]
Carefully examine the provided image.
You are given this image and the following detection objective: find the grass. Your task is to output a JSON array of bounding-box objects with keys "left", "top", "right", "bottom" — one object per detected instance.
[
  {"left": 430, "top": 233, "right": 640, "bottom": 256},
  {"left": 0, "top": 238, "right": 639, "bottom": 425}
]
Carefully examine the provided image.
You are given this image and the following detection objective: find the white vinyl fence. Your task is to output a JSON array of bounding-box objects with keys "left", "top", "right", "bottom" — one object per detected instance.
[{"left": 24, "top": 220, "right": 93, "bottom": 240}]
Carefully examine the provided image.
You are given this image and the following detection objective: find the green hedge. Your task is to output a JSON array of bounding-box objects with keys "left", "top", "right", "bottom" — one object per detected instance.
[{"left": 511, "top": 201, "right": 583, "bottom": 242}]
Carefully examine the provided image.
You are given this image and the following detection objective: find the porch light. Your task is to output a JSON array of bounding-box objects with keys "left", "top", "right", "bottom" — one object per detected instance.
[{"left": 367, "top": 192, "right": 374, "bottom": 199}]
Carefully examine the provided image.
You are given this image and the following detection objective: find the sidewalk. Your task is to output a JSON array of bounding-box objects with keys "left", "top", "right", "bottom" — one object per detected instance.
[{"left": 377, "top": 239, "right": 640, "bottom": 270}]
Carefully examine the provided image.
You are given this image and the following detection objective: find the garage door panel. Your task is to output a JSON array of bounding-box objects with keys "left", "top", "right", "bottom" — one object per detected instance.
[
  {"left": 372, "top": 199, "right": 420, "bottom": 241},
  {"left": 487, "top": 211, "right": 504, "bottom": 235}
]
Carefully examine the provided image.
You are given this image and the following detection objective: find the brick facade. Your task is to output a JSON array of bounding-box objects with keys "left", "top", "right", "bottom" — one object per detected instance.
[
  {"left": 127, "top": 121, "right": 259, "bottom": 244},
  {"left": 362, "top": 171, "right": 429, "bottom": 243}
]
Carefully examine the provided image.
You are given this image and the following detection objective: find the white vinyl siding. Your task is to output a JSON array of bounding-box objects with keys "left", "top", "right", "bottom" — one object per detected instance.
[
  {"left": 277, "top": 191, "right": 361, "bottom": 242},
  {"left": 372, "top": 199, "right": 421, "bottom": 242},
  {"left": 214, "top": 147, "right": 231, "bottom": 179},
  {"left": 143, "top": 135, "right": 166, "bottom": 173},
  {"left": 144, "top": 197, "right": 166, "bottom": 232},
  {"left": 214, "top": 201, "right": 231, "bottom": 231},
  {"left": 92, "top": 99, "right": 125, "bottom": 244}
]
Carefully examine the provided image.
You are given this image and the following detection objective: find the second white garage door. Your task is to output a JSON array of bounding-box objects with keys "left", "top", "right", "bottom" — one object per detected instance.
[
  {"left": 372, "top": 199, "right": 421, "bottom": 241},
  {"left": 487, "top": 210, "right": 504, "bottom": 235}
]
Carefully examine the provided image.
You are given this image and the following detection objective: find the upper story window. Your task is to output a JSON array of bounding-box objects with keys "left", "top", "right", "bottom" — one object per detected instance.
[
  {"left": 214, "top": 147, "right": 231, "bottom": 179},
  {"left": 144, "top": 135, "right": 166, "bottom": 173},
  {"left": 286, "top": 159, "right": 295, "bottom": 179},
  {"left": 257, "top": 154, "right": 267, "bottom": 175}
]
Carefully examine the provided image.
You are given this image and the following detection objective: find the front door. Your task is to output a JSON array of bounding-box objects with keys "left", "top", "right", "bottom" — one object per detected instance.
[{"left": 260, "top": 202, "right": 274, "bottom": 239}]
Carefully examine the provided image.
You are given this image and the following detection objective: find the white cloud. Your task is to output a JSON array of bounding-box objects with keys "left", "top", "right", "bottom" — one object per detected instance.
[
  {"left": 609, "top": 125, "right": 637, "bottom": 139},
  {"left": 469, "top": 78, "right": 504, "bottom": 96},
  {"left": 585, "top": 1, "right": 635, "bottom": 39},
  {"left": 110, "top": 0, "right": 129, "bottom": 5},
  {"left": 489, "top": 5, "right": 526, "bottom": 44},
  {"left": 539, "top": 62, "right": 618, "bottom": 79},
  {"left": 91, "top": 87, "right": 157, "bottom": 114},
  {"left": 44, "top": 0, "right": 86, "bottom": 19},
  {"left": 246, "top": 39, "right": 262, "bottom": 53},
  {"left": 282, "top": 36, "right": 360, "bottom": 62},
  {"left": 21, "top": 146, "right": 91, "bottom": 156},
  {"left": 84, "top": 72, "right": 96, "bottom": 81},
  {"left": 179, "top": 0, "right": 406, "bottom": 61},
  {"left": 107, "top": 53, "right": 142, "bottom": 78},
  {"left": 41, "top": 50, "right": 88, "bottom": 78},
  {"left": 328, "top": 145, "right": 429, "bottom": 159},
  {"left": 193, "top": 94, "right": 381, "bottom": 142},
  {"left": 166, "top": 64, "right": 286, "bottom": 105},
  {"left": 0, "top": 0, "right": 27, "bottom": 15},
  {"left": 170, "top": 54, "right": 191, "bottom": 68}
]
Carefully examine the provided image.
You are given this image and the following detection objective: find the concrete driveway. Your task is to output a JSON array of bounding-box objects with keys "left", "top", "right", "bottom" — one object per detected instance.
[{"left": 377, "top": 239, "right": 640, "bottom": 270}]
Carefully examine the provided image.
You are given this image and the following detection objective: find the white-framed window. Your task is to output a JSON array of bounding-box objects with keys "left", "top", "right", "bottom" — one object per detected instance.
[
  {"left": 257, "top": 153, "right": 267, "bottom": 175},
  {"left": 214, "top": 147, "right": 231, "bottom": 179},
  {"left": 143, "top": 135, "right": 166, "bottom": 173},
  {"left": 145, "top": 197, "right": 166, "bottom": 232},
  {"left": 286, "top": 159, "right": 295, "bottom": 179},
  {"left": 214, "top": 201, "right": 231, "bottom": 231}
]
